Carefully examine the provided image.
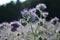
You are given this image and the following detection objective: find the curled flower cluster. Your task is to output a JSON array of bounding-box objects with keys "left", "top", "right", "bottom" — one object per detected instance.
[
  {"left": 0, "top": 3, "right": 60, "bottom": 40},
  {"left": 36, "top": 3, "right": 47, "bottom": 10}
]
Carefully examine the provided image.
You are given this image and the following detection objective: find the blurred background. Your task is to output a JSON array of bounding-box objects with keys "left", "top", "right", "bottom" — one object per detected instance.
[{"left": 0, "top": 0, "right": 60, "bottom": 23}]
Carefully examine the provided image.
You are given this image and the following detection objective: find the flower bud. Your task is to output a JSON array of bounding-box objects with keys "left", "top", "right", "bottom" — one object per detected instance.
[
  {"left": 36, "top": 3, "right": 47, "bottom": 10},
  {"left": 42, "top": 12, "right": 48, "bottom": 17}
]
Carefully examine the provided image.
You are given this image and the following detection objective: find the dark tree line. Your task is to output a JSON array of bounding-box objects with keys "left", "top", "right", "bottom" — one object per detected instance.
[
  {"left": 0, "top": 0, "right": 60, "bottom": 23},
  {"left": 0, "top": 1, "right": 22, "bottom": 23}
]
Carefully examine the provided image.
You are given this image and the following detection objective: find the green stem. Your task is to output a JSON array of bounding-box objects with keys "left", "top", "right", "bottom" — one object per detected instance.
[
  {"left": 34, "top": 35, "right": 36, "bottom": 40},
  {"left": 30, "top": 23, "right": 36, "bottom": 40}
]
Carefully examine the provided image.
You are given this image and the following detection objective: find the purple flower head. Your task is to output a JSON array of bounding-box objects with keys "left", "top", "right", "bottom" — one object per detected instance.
[
  {"left": 29, "top": 8, "right": 36, "bottom": 14},
  {"left": 10, "top": 21, "right": 21, "bottom": 28},
  {"left": 36, "top": 3, "right": 47, "bottom": 10},
  {"left": 29, "top": 8, "right": 37, "bottom": 17},
  {"left": 29, "top": 8, "right": 38, "bottom": 22},
  {"left": 50, "top": 17, "right": 59, "bottom": 24},
  {"left": 54, "top": 17, "right": 59, "bottom": 21},
  {"left": 31, "top": 13, "right": 37, "bottom": 17},
  {"left": 50, "top": 17, "right": 59, "bottom": 22},
  {"left": 10, "top": 21, "right": 21, "bottom": 32},
  {"left": 21, "top": 9, "right": 28, "bottom": 16}
]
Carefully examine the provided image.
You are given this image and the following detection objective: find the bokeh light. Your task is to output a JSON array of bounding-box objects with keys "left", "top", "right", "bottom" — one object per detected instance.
[
  {"left": 0, "top": 0, "right": 11, "bottom": 5},
  {"left": 0, "top": 0, "right": 26, "bottom": 5},
  {"left": 19, "top": 0, "right": 26, "bottom": 3}
]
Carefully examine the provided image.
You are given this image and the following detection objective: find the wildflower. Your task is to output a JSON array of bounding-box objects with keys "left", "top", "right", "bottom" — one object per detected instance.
[
  {"left": 10, "top": 21, "right": 21, "bottom": 26},
  {"left": 54, "top": 17, "right": 59, "bottom": 21},
  {"left": 20, "top": 9, "right": 28, "bottom": 16},
  {"left": 29, "top": 8, "right": 37, "bottom": 17},
  {"left": 29, "top": 8, "right": 38, "bottom": 22},
  {"left": 50, "top": 17, "right": 59, "bottom": 22},
  {"left": 29, "top": 8, "right": 36, "bottom": 14},
  {"left": 42, "top": 12, "right": 48, "bottom": 18},
  {"left": 10, "top": 21, "right": 21, "bottom": 29},
  {"left": 50, "top": 17, "right": 59, "bottom": 25},
  {"left": 36, "top": 3, "right": 47, "bottom": 10}
]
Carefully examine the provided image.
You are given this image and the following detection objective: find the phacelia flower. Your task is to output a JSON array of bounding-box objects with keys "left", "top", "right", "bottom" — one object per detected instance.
[
  {"left": 29, "top": 8, "right": 38, "bottom": 22},
  {"left": 54, "top": 17, "right": 59, "bottom": 21},
  {"left": 50, "top": 17, "right": 59, "bottom": 24},
  {"left": 36, "top": 3, "right": 47, "bottom": 10},
  {"left": 42, "top": 12, "right": 49, "bottom": 17},
  {"left": 10, "top": 21, "right": 21, "bottom": 28},
  {"left": 21, "top": 9, "right": 28, "bottom": 16},
  {"left": 29, "top": 8, "right": 37, "bottom": 17},
  {"left": 50, "top": 17, "right": 59, "bottom": 22},
  {"left": 29, "top": 8, "right": 36, "bottom": 14},
  {"left": 10, "top": 21, "right": 21, "bottom": 32}
]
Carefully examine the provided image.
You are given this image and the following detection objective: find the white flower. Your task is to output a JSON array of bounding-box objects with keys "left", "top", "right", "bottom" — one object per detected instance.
[
  {"left": 42, "top": 12, "right": 48, "bottom": 17},
  {"left": 50, "top": 17, "right": 59, "bottom": 23},
  {"left": 36, "top": 3, "right": 47, "bottom": 10},
  {"left": 54, "top": 17, "right": 59, "bottom": 21},
  {"left": 29, "top": 8, "right": 38, "bottom": 22}
]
